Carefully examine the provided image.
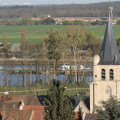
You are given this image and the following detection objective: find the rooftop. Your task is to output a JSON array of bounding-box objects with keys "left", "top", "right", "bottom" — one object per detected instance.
[
  {"left": 0, "top": 95, "right": 41, "bottom": 106},
  {"left": 99, "top": 8, "right": 120, "bottom": 65},
  {"left": 0, "top": 110, "right": 33, "bottom": 120}
]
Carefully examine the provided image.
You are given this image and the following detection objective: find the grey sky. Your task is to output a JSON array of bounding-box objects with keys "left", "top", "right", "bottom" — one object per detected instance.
[{"left": 0, "top": 0, "right": 119, "bottom": 5}]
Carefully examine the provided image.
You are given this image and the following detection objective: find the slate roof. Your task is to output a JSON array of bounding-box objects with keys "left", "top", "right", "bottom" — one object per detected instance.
[
  {"left": 84, "top": 97, "right": 90, "bottom": 110},
  {"left": 99, "top": 15, "right": 120, "bottom": 65}
]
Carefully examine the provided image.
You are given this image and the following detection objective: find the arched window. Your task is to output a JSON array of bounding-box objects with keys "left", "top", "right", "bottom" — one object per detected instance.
[
  {"left": 109, "top": 69, "right": 114, "bottom": 80},
  {"left": 101, "top": 69, "right": 105, "bottom": 80}
]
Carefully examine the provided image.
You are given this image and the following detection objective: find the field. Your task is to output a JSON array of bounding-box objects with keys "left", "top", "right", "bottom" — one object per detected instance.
[
  {"left": 84, "top": 25, "right": 120, "bottom": 39},
  {"left": 0, "top": 25, "right": 66, "bottom": 43},
  {"left": 0, "top": 25, "right": 120, "bottom": 43},
  {"left": 0, "top": 83, "right": 89, "bottom": 96}
]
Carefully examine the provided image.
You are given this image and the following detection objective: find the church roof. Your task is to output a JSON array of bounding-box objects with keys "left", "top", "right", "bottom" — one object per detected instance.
[{"left": 99, "top": 9, "right": 120, "bottom": 65}]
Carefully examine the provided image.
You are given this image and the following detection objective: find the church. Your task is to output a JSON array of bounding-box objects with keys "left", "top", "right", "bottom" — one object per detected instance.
[{"left": 90, "top": 7, "right": 120, "bottom": 113}]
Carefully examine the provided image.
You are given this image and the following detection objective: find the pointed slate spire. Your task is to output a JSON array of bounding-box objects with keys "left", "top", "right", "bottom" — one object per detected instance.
[{"left": 99, "top": 7, "right": 120, "bottom": 65}]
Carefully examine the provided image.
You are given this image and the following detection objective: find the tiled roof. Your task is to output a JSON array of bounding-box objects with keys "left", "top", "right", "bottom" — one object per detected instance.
[
  {"left": 74, "top": 112, "right": 83, "bottom": 120},
  {"left": 84, "top": 113, "right": 98, "bottom": 120},
  {"left": 0, "top": 95, "right": 11, "bottom": 102},
  {"left": 24, "top": 106, "right": 45, "bottom": 120},
  {"left": 0, "top": 110, "right": 33, "bottom": 120},
  {"left": 0, "top": 102, "right": 19, "bottom": 110},
  {"left": 0, "top": 95, "right": 41, "bottom": 106},
  {"left": 0, "top": 95, "right": 44, "bottom": 120}
]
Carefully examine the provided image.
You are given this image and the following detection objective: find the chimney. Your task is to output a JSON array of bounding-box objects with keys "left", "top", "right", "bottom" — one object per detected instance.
[
  {"left": 4, "top": 91, "right": 9, "bottom": 95},
  {"left": 19, "top": 100, "right": 24, "bottom": 110}
]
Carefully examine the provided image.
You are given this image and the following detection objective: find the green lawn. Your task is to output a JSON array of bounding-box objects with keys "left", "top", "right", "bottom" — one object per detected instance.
[
  {"left": 84, "top": 25, "right": 120, "bottom": 39},
  {"left": 0, "top": 83, "right": 89, "bottom": 96},
  {"left": 0, "top": 24, "right": 119, "bottom": 43},
  {"left": 0, "top": 25, "right": 66, "bottom": 43}
]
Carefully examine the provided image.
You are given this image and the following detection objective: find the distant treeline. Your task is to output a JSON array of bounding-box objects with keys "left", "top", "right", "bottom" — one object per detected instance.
[{"left": 0, "top": 1, "right": 120, "bottom": 18}]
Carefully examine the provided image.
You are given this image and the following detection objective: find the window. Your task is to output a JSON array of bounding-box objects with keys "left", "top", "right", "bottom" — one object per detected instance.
[
  {"left": 109, "top": 69, "right": 114, "bottom": 80},
  {"left": 13, "top": 104, "right": 16, "bottom": 108},
  {"left": 36, "top": 113, "right": 40, "bottom": 117},
  {"left": 101, "top": 69, "right": 105, "bottom": 80}
]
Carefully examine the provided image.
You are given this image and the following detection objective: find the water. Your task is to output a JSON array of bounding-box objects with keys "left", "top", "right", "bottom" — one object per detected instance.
[{"left": 0, "top": 65, "right": 93, "bottom": 86}]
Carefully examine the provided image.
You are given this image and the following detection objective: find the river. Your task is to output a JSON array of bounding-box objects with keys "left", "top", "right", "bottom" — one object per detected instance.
[{"left": 0, "top": 65, "right": 93, "bottom": 86}]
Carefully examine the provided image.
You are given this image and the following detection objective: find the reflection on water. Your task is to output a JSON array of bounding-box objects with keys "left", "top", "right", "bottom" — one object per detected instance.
[{"left": 0, "top": 65, "right": 93, "bottom": 86}]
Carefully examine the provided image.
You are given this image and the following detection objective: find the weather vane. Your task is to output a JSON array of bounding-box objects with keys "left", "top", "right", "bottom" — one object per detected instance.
[
  {"left": 109, "top": 0, "right": 114, "bottom": 18},
  {"left": 109, "top": 6, "right": 113, "bottom": 17}
]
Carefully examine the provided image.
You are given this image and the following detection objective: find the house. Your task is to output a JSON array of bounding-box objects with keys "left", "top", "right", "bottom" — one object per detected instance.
[
  {"left": 24, "top": 106, "right": 45, "bottom": 120},
  {"left": 83, "top": 113, "right": 98, "bottom": 120},
  {"left": 1, "top": 110, "right": 33, "bottom": 120},
  {"left": 71, "top": 93, "right": 91, "bottom": 120},
  {"left": 0, "top": 95, "right": 45, "bottom": 120}
]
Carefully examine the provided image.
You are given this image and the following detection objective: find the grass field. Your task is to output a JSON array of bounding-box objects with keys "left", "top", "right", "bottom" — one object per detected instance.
[
  {"left": 84, "top": 25, "right": 120, "bottom": 39},
  {"left": 0, "top": 83, "right": 89, "bottom": 96},
  {"left": 0, "top": 25, "right": 120, "bottom": 43}
]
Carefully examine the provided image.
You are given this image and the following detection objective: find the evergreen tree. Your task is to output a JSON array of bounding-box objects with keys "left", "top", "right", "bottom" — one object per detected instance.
[
  {"left": 44, "top": 80, "right": 74, "bottom": 120},
  {"left": 97, "top": 96, "right": 120, "bottom": 120}
]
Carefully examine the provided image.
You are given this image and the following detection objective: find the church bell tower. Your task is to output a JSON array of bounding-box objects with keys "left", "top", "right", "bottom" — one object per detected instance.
[{"left": 90, "top": 7, "right": 120, "bottom": 113}]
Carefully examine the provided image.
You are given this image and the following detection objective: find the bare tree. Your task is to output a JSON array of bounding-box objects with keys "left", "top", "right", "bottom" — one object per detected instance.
[
  {"left": 45, "top": 30, "right": 61, "bottom": 79},
  {"left": 67, "top": 26, "right": 86, "bottom": 83}
]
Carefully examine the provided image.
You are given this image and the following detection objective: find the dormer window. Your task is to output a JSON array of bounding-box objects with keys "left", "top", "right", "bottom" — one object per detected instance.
[
  {"left": 13, "top": 104, "right": 16, "bottom": 108},
  {"left": 101, "top": 69, "right": 105, "bottom": 80},
  {"left": 36, "top": 113, "right": 40, "bottom": 117},
  {"left": 109, "top": 69, "right": 114, "bottom": 80}
]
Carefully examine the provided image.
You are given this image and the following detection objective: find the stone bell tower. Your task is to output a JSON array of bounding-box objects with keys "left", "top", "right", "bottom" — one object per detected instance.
[{"left": 90, "top": 7, "right": 120, "bottom": 113}]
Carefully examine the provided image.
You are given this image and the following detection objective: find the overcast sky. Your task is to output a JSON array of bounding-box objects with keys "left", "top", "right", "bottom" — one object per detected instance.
[{"left": 0, "top": 0, "right": 119, "bottom": 5}]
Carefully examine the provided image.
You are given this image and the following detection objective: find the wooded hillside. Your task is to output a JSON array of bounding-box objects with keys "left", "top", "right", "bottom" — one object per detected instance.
[{"left": 0, "top": 1, "right": 120, "bottom": 18}]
